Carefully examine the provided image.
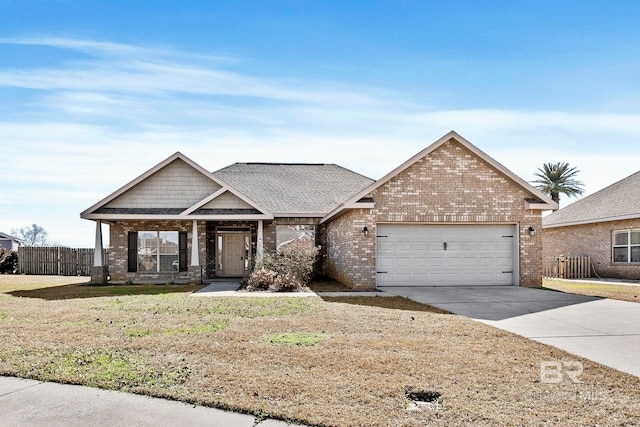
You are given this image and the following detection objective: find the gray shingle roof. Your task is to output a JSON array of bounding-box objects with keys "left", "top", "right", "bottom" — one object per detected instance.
[
  {"left": 214, "top": 163, "right": 375, "bottom": 215},
  {"left": 543, "top": 171, "right": 640, "bottom": 227}
]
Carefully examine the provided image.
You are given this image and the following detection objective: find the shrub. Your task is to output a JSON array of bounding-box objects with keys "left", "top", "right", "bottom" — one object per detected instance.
[
  {"left": 246, "top": 245, "right": 319, "bottom": 292},
  {"left": 0, "top": 250, "right": 18, "bottom": 274},
  {"left": 246, "top": 267, "right": 278, "bottom": 291}
]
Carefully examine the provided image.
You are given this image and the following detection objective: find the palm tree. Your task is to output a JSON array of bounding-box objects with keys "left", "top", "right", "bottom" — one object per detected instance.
[{"left": 531, "top": 162, "right": 585, "bottom": 206}]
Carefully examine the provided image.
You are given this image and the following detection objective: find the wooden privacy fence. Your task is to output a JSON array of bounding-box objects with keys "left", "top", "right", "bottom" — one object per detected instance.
[
  {"left": 543, "top": 255, "right": 591, "bottom": 279},
  {"left": 18, "top": 247, "right": 108, "bottom": 276}
]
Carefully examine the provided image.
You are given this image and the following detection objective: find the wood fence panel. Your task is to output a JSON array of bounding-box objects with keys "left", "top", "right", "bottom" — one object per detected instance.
[
  {"left": 543, "top": 256, "right": 591, "bottom": 279},
  {"left": 18, "top": 247, "right": 108, "bottom": 276}
]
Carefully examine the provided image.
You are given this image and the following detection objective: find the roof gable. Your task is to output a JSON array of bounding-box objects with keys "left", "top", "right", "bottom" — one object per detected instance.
[
  {"left": 81, "top": 152, "right": 270, "bottom": 219},
  {"left": 104, "top": 158, "right": 222, "bottom": 209},
  {"left": 543, "top": 170, "right": 640, "bottom": 228},
  {"left": 322, "top": 131, "right": 557, "bottom": 222}
]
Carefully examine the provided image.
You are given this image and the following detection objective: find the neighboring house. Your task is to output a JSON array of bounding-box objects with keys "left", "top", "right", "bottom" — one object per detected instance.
[
  {"left": 0, "top": 232, "right": 23, "bottom": 251},
  {"left": 81, "top": 131, "right": 556, "bottom": 288},
  {"left": 542, "top": 170, "right": 640, "bottom": 279}
]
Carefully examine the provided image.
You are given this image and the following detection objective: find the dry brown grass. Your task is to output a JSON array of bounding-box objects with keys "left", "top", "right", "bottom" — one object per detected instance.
[
  {"left": 1, "top": 275, "right": 639, "bottom": 426},
  {"left": 543, "top": 279, "right": 640, "bottom": 303}
]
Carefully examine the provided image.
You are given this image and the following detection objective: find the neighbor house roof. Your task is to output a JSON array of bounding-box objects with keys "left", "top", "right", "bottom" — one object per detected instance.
[
  {"left": 543, "top": 170, "right": 640, "bottom": 228},
  {"left": 0, "top": 232, "right": 23, "bottom": 242},
  {"left": 214, "top": 163, "right": 375, "bottom": 216}
]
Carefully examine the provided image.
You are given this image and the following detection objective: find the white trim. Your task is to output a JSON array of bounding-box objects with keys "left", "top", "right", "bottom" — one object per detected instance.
[
  {"left": 82, "top": 213, "right": 273, "bottom": 221},
  {"left": 543, "top": 213, "right": 640, "bottom": 229},
  {"left": 322, "top": 131, "right": 558, "bottom": 223},
  {"left": 81, "top": 152, "right": 272, "bottom": 219},
  {"left": 180, "top": 187, "right": 228, "bottom": 216},
  {"left": 524, "top": 199, "right": 556, "bottom": 210},
  {"left": 272, "top": 212, "right": 327, "bottom": 218},
  {"left": 257, "top": 220, "right": 264, "bottom": 261},
  {"left": 191, "top": 220, "right": 199, "bottom": 266},
  {"left": 345, "top": 202, "right": 375, "bottom": 209},
  {"left": 93, "top": 221, "right": 104, "bottom": 267}
]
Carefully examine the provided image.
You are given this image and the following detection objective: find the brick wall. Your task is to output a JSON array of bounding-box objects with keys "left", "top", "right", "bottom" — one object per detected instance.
[
  {"left": 542, "top": 219, "right": 640, "bottom": 279},
  {"left": 109, "top": 220, "right": 206, "bottom": 282},
  {"left": 325, "top": 138, "right": 544, "bottom": 289}
]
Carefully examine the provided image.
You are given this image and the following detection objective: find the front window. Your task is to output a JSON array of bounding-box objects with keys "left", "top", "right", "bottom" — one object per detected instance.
[
  {"left": 276, "top": 225, "right": 315, "bottom": 251},
  {"left": 138, "top": 231, "right": 179, "bottom": 272},
  {"left": 612, "top": 229, "right": 640, "bottom": 263}
]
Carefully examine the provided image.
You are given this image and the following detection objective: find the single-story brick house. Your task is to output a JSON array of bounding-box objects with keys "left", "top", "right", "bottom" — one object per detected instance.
[
  {"left": 542, "top": 170, "right": 640, "bottom": 279},
  {"left": 81, "top": 131, "right": 556, "bottom": 288}
]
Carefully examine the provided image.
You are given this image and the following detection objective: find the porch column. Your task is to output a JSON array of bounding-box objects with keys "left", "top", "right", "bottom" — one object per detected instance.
[
  {"left": 191, "top": 220, "right": 199, "bottom": 266},
  {"left": 257, "top": 220, "right": 264, "bottom": 260},
  {"left": 91, "top": 221, "right": 108, "bottom": 284},
  {"left": 93, "top": 221, "right": 104, "bottom": 267}
]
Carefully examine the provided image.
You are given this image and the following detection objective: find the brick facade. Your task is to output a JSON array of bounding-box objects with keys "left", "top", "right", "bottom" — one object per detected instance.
[
  {"left": 108, "top": 220, "right": 206, "bottom": 283},
  {"left": 542, "top": 219, "right": 640, "bottom": 279},
  {"left": 324, "top": 139, "right": 544, "bottom": 289}
]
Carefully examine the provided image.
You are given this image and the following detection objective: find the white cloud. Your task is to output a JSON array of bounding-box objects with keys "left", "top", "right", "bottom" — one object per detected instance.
[{"left": 1, "top": 38, "right": 639, "bottom": 246}]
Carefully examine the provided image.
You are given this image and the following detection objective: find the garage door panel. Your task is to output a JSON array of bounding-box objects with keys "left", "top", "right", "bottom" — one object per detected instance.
[{"left": 377, "top": 224, "right": 515, "bottom": 287}]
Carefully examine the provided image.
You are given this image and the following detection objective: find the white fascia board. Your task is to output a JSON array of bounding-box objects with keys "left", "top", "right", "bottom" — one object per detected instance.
[
  {"left": 273, "top": 212, "right": 326, "bottom": 218},
  {"left": 180, "top": 187, "right": 228, "bottom": 216},
  {"left": 80, "top": 152, "right": 272, "bottom": 218},
  {"left": 345, "top": 202, "right": 375, "bottom": 209},
  {"left": 524, "top": 199, "right": 558, "bottom": 210},
  {"left": 82, "top": 213, "right": 274, "bottom": 221},
  {"left": 542, "top": 213, "right": 640, "bottom": 229}
]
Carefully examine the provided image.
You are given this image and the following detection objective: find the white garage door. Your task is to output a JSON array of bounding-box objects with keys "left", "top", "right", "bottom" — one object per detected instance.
[{"left": 376, "top": 224, "right": 516, "bottom": 287}]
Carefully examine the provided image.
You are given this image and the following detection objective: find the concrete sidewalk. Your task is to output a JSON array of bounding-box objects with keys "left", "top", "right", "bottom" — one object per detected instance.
[{"left": 0, "top": 376, "right": 304, "bottom": 427}]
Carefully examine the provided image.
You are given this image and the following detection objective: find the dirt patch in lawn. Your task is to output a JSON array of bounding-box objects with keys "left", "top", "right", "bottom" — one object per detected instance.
[
  {"left": 543, "top": 279, "right": 640, "bottom": 303},
  {"left": 1, "top": 276, "right": 639, "bottom": 426}
]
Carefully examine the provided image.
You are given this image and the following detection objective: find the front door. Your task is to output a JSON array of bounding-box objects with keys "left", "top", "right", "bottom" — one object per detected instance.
[{"left": 217, "top": 232, "right": 250, "bottom": 277}]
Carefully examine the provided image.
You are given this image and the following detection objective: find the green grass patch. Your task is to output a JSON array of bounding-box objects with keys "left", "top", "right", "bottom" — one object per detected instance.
[
  {"left": 8, "top": 348, "right": 192, "bottom": 390},
  {"left": 262, "top": 332, "right": 329, "bottom": 347},
  {"left": 0, "top": 310, "right": 7, "bottom": 320},
  {"left": 124, "top": 320, "right": 228, "bottom": 337}
]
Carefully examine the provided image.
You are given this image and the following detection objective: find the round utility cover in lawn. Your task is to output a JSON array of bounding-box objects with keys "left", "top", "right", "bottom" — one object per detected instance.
[{"left": 376, "top": 224, "right": 516, "bottom": 287}]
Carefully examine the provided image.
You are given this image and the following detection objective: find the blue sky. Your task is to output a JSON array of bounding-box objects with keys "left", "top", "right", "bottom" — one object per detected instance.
[{"left": 2, "top": 1, "right": 640, "bottom": 247}]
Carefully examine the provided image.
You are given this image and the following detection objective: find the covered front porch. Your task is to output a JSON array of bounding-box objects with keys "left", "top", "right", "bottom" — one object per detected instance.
[{"left": 90, "top": 219, "right": 266, "bottom": 284}]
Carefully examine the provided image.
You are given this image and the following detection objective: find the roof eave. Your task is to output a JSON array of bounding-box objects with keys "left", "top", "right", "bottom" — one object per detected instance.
[
  {"left": 543, "top": 213, "right": 640, "bottom": 229},
  {"left": 81, "top": 213, "right": 274, "bottom": 221},
  {"left": 524, "top": 199, "right": 558, "bottom": 210}
]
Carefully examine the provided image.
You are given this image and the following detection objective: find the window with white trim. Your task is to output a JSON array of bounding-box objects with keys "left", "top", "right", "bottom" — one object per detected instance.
[
  {"left": 612, "top": 229, "right": 640, "bottom": 263},
  {"left": 138, "top": 231, "right": 180, "bottom": 272}
]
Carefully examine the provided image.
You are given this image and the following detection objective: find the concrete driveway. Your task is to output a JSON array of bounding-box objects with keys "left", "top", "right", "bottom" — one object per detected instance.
[{"left": 380, "top": 285, "right": 640, "bottom": 378}]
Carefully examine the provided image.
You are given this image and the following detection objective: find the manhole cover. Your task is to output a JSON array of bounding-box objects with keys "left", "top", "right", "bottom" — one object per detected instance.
[{"left": 405, "top": 388, "right": 441, "bottom": 411}]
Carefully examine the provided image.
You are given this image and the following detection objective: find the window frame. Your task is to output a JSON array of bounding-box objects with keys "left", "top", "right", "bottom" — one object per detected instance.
[
  {"left": 612, "top": 229, "right": 640, "bottom": 264},
  {"left": 128, "top": 231, "right": 187, "bottom": 273},
  {"left": 275, "top": 224, "right": 316, "bottom": 251}
]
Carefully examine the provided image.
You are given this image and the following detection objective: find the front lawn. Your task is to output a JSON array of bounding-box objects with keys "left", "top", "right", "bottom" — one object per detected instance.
[
  {"left": 543, "top": 278, "right": 640, "bottom": 303},
  {"left": 1, "top": 276, "right": 639, "bottom": 426}
]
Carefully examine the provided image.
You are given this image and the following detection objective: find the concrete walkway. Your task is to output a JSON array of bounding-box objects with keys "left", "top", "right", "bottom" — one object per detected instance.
[
  {"left": 192, "top": 281, "right": 391, "bottom": 298},
  {"left": 0, "top": 376, "right": 303, "bottom": 427},
  {"left": 380, "top": 285, "right": 640, "bottom": 378}
]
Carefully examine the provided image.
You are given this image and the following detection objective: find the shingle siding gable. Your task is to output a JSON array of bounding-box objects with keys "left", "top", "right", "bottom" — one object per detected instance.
[{"left": 105, "top": 159, "right": 222, "bottom": 209}]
